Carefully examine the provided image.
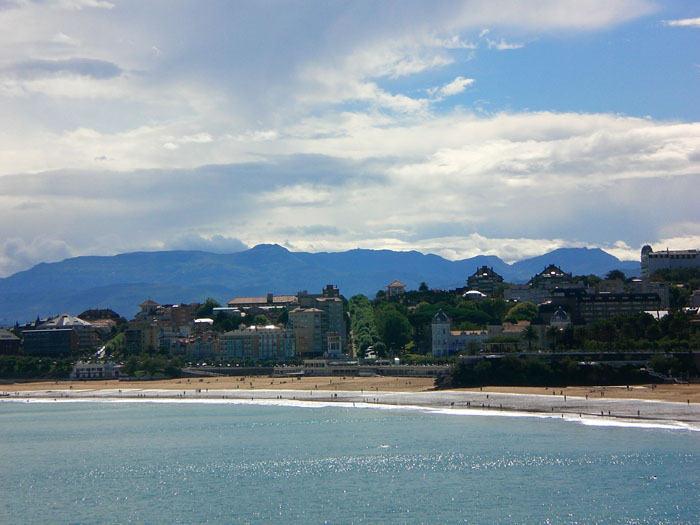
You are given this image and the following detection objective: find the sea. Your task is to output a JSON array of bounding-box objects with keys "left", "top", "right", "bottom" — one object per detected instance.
[{"left": 1, "top": 399, "right": 699, "bottom": 524}]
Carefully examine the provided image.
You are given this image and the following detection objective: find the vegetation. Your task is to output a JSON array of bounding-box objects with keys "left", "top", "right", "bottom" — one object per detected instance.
[
  {"left": 435, "top": 354, "right": 694, "bottom": 389},
  {"left": 348, "top": 295, "right": 380, "bottom": 356},
  {"left": 650, "top": 268, "right": 700, "bottom": 308},
  {"left": 0, "top": 356, "right": 73, "bottom": 379},
  {"left": 121, "top": 354, "right": 184, "bottom": 378}
]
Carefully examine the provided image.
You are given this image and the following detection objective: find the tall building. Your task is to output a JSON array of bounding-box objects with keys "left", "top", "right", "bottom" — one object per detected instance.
[
  {"left": 288, "top": 307, "right": 323, "bottom": 357},
  {"left": 291, "top": 285, "right": 347, "bottom": 357},
  {"left": 506, "top": 264, "right": 575, "bottom": 304},
  {"left": 467, "top": 266, "right": 504, "bottom": 296},
  {"left": 641, "top": 245, "right": 700, "bottom": 279},
  {"left": 431, "top": 310, "right": 451, "bottom": 358}
]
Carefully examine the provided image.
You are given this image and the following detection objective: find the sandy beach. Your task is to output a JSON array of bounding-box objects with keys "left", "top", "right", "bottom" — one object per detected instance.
[{"left": 3, "top": 377, "right": 700, "bottom": 428}]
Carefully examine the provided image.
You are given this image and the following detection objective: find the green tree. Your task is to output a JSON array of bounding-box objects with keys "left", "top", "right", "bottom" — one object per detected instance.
[
  {"left": 375, "top": 305, "right": 412, "bottom": 351},
  {"left": 418, "top": 282, "right": 429, "bottom": 292},
  {"left": 505, "top": 302, "right": 538, "bottom": 322},
  {"left": 606, "top": 269, "right": 627, "bottom": 281},
  {"left": 196, "top": 298, "right": 221, "bottom": 318},
  {"left": 522, "top": 325, "right": 538, "bottom": 351}
]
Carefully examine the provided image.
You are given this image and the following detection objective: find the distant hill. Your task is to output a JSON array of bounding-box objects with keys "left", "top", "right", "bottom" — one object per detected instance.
[{"left": 0, "top": 244, "right": 639, "bottom": 324}]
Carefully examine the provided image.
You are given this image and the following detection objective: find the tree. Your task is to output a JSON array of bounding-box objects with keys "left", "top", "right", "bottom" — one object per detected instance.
[
  {"left": 505, "top": 302, "right": 538, "bottom": 322},
  {"left": 251, "top": 314, "right": 271, "bottom": 326},
  {"left": 606, "top": 269, "right": 627, "bottom": 281},
  {"left": 375, "top": 305, "right": 412, "bottom": 351},
  {"left": 196, "top": 298, "right": 221, "bottom": 318},
  {"left": 546, "top": 326, "right": 559, "bottom": 351},
  {"left": 419, "top": 282, "right": 429, "bottom": 292},
  {"left": 522, "top": 325, "right": 538, "bottom": 352}
]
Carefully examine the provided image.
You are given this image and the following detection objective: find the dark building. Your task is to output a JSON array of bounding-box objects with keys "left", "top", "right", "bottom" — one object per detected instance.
[
  {"left": 0, "top": 329, "right": 21, "bottom": 355},
  {"left": 22, "top": 329, "right": 79, "bottom": 356},
  {"left": 551, "top": 288, "right": 662, "bottom": 324},
  {"left": 467, "top": 266, "right": 504, "bottom": 296}
]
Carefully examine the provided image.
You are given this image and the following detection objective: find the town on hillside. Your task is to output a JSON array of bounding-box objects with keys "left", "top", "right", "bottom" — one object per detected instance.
[{"left": 1, "top": 245, "right": 700, "bottom": 386}]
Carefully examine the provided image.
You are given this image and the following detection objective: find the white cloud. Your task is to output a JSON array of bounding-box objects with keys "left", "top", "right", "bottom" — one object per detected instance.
[
  {"left": 487, "top": 38, "right": 524, "bottom": 50},
  {"left": 55, "top": 0, "right": 114, "bottom": 10},
  {"left": 1, "top": 0, "right": 696, "bottom": 277},
  {"left": 664, "top": 17, "right": 700, "bottom": 28},
  {"left": 0, "top": 237, "right": 73, "bottom": 277},
  {"left": 432, "top": 76, "right": 475, "bottom": 98}
]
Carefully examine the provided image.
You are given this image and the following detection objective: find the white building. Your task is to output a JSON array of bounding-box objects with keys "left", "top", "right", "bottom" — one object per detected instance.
[
  {"left": 70, "top": 361, "right": 118, "bottom": 379},
  {"left": 641, "top": 245, "right": 700, "bottom": 279},
  {"left": 431, "top": 310, "right": 487, "bottom": 357}
]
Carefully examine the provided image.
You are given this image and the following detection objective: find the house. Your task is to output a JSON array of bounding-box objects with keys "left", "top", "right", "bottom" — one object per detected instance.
[
  {"left": 387, "top": 280, "right": 406, "bottom": 298},
  {"left": 483, "top": 321, "right": 543, "bottom": 352},
  {"left": 70, "top": 361, "right": 118, "bottom": 379},
  {"left": 431, "top": 310, "right": 487, "bottom": 357}
]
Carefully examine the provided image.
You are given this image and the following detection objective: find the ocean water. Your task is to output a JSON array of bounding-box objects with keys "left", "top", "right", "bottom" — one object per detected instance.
[{"left": 1, "top": 401, "right": 699, "bottom": 524}]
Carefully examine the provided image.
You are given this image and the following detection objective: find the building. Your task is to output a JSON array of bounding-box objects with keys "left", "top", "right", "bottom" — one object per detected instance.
[
  {"left": 37, "top": 313, "right": 100, "bottom": 351},
  {"left": 0, "top": 329, "right": 20, "bottom": 355},
  {"left": 628, "top": 279, "right": 670, "bottom": 309},
  {"left": 227, "top": 293, "right": 299, "bottom": 313},
  {"left": 483, "top": 321, "right": 543, "bottom": 352},
  {"left": 506, "top": 264, "right": 575, "bottom": 304},
  {"left": 326, "top": 331, "right": 343, "bottom": 357},
  {"left": 386, "top": 280, "right": 407, "bottom": 298},
  {"left": 22, "top": 328, "right": 79, "bottom": 356},
  {"left": 70, "top": 361, "right": 118, "bottom": 379},
  {"left": 220, "top": 325, "right": 295, "bottom": 361},
  {"left": 551, "top": 288, "right": 662, "bottom": 324},
  {"left": 293, "top": 285, "right": 347, "bottom": 356},
  {"left": 691, "top": 290, "right": 700, "bottom": 308},
  {"left": 288, "top": 307, "right": 324, "bottom": 357},
  {"left": 125, "top": 322, "right": 159, "bottom": 354},
  {"left": 467, "top": 266, "right": 504, "bottom": 296},
  {"left": 549, "top": 307, "right": 572, "bottom": 328},
  {"left": 641, "top": 245, "right": 700, "bottom": 279},
  {"left": 431, "top": 310, "right": 487, "bottom": 357}
]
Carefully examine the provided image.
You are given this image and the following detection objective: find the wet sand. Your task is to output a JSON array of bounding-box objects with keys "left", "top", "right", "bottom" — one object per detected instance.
[{"left": 2, "top": 377, "right": 700, "bottom": 402}]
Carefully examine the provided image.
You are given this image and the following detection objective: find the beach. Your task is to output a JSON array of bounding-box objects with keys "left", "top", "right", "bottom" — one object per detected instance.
[{"left": 3, "top": 377, "right": 700, "bottom": 428}]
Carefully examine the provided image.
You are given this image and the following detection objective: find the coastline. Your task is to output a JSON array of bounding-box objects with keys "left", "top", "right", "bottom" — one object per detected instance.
[{"left": 3, "top": 377, "right": 700, "bottom": 430}]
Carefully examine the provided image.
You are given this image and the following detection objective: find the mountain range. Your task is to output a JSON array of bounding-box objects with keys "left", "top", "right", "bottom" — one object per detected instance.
[{"left": 0, "top": 244, "right": 639, "bottom": 324}]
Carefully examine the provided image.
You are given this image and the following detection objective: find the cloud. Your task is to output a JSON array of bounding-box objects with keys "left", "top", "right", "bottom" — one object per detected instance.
[
  {"left": 0, "top": 237, "right": 73, "bottom": 276},
  {"left": 0, "top": 0, "right": 694, "bottom": 277},
  {"left": 431, "top": 76, "right": 475, "bottom": 98},
  {"left": 4, "top": 58, "right": 122, "bottom": 79},
  {"left": 486, "top": 38, "right": 524, "bottom": 50},
  {"left": 54, "top": 0, "right": 114, "bottom": 10},
  {"left": 664, "top": 17, "right": 700, "bottom": 28},
  {"left": 165, "top": 234, "right": 249, "bottom": 253}
]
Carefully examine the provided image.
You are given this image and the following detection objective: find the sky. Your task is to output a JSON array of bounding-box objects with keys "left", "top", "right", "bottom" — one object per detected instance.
[{"left": 0, "top": 0, "right": 699, "bottom": 277}]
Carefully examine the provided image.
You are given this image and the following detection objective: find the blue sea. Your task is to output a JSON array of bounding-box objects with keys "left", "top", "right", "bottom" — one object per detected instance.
[{"left": 1, "top": 400, "right": 699, "bottom": 524}]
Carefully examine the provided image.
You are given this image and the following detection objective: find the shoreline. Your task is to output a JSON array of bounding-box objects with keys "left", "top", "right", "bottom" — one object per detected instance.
[{"left": 3, "top": 378, "right": 700, "bottom": 430}]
